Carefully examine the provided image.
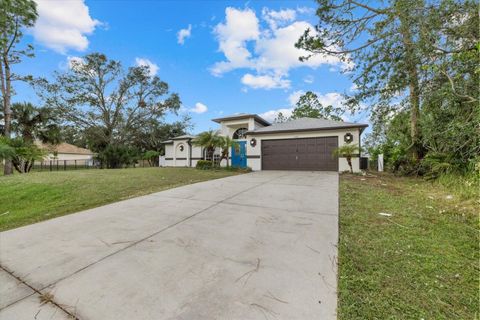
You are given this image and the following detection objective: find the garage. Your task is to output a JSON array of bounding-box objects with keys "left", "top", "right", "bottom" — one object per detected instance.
[{"left": 261, "top": 137, "right": 338, "bottom": 171}]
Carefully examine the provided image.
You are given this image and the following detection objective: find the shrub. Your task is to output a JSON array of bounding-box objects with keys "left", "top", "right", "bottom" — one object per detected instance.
[
  {"left": 196, "top": 160, "right": 213, "bottom": 170},
  {"left": 0, "top": 137, "right": 15, "bottom": 161},
  {"left": 143, "top": 150, "right": 160, "bottom": 166},
  {"left": 97, "top": 144, "right": 139, "bottom": 169},
  {"left": 4, "top": 137, "right": 46, "bottom": 173}
]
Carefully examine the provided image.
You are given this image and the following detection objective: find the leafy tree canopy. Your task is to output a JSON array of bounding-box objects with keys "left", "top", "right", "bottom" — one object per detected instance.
[
  {"left": 296, "top": 0, "right": 479, "bottom": 162},
  {"left": 291, "top": 91, "right": 343, "bottom": 121},
  {"left": 298, "top": 0, "right": 479, "bottom": 176},
  {"left": 33, "top": 53, "right": 182, "bottom": 152}
]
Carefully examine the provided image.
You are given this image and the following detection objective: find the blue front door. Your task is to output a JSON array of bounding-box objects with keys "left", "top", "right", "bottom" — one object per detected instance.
[{"left": 231, "top": 141, "right": 247, "bottom": 168}]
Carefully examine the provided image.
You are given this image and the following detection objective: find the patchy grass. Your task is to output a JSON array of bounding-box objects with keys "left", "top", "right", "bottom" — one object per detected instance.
[
  {"left": 436, "top": 171, "right": 480, "bottom": 201},
  {"left": 338, "top": 172, "right": 479, "bottom": 319},
  {"left": 0, "top": 167, "right": 239, "bottom": 231}
]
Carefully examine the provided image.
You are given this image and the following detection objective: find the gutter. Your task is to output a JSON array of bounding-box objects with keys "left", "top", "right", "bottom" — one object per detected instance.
[
  {"left": 246, "top": 124, "right": 369, "bottom": 135},
  {"left": 187, "top": 139, "right": 192, "bottom": 167}
]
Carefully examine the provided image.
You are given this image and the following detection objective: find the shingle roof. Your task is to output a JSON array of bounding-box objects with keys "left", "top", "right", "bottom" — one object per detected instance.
[
  {"left": 247, "top": 117, "right": 368, "bottom": 134},
  {"left": 211, "top": 113, "right": 270, "bottom": 126},
  {"left": 36, "top": 142, "right": 94, "bottom": 155}
]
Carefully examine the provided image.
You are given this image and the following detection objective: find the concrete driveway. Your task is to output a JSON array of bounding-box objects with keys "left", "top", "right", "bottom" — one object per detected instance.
[{"left": 0, "top": 171, "right": 339, "bottom": 320}]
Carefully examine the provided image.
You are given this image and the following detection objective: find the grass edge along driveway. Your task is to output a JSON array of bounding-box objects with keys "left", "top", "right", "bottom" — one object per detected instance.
[
  {"left": 338, "top": 173, "right": 479, "bottom": 319},
  {"left": 0, "top": 167, "right": 240, "bottom": 231}
]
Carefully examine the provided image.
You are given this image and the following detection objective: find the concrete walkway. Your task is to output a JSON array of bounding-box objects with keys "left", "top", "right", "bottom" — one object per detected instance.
[{"left": 0, "top": 171, "right": 339, "bottom": 320}]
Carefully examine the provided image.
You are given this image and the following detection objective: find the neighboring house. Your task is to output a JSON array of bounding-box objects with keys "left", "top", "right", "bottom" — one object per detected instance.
[
  {"left": 162, "top": 113, "right": 367, "bottom": 172},
  {"left": 36, "top": 142, "right": 95, "bottom": 164}
]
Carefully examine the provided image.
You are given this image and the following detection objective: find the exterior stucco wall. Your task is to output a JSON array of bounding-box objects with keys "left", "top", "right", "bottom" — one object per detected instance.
[
  {"left": 164, "top": 144, "right": 174, "bottom": 167},
  {"left": 219, "top": 118, "right": 258, "bottom": 138},
  {"left": 191, "top": 145, "right": 203, "bottom": 160},
  {"left": 45, "top": 153, "right": 94, "bottom": 161},
  {"left": 164, "top": 144, "right": 174, "bottom": 158},
  {"left": 246, "top": 128, "right": 362, "bottom": 172},
  {"left": 254, "top": 120, "right": 266, "bottom": 129},
  {"left": 164, "top": 140, "right": 204, "bottom": 167},
  {"left": 174, "top": 140, "right": 189, "bottom": 167}
]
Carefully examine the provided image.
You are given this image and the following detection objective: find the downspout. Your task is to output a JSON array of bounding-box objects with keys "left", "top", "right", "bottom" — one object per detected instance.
[
  {"left": 188, "top": 139, "right": 192, "bottom": 167},
  {"left": 359, "top": 128, "right": 362, "bottom": 157}
]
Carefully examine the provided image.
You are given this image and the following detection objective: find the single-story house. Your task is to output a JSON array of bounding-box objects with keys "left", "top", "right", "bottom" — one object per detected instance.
[
  {"left": 36, "top": 141, "right": 95, "bottom": 164},
  {"left": 162, "top": 113, "right": 367, "bottom": 172}
]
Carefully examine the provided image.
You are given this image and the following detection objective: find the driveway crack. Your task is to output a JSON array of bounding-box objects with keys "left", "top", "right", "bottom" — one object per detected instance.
[{"left": 0, "top": 265, "right": 80, "bottom": 319}]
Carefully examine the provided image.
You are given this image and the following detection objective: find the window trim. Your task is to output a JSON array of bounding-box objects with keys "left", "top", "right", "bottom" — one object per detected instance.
[{"left": 232, "top": 127, "right": 248, "bottom": 139}]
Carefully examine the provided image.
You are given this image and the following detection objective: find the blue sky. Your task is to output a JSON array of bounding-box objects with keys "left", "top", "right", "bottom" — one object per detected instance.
[{"left": 14, "top": 0, "right": 367, "bottom": 133}]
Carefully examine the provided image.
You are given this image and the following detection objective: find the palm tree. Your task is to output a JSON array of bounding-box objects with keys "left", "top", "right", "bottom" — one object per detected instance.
[
  {"left": 192, "top": 130, "right": 221, "bottom": 162},
  {"left": 0, "top": 137, "right": 15, "bottom": 161},
  {"left": 333, "top": 144, "right": 361, "bottom": 173},
  {"left": 12, "top": 102, "right": 61, "bottom": 144},
  {"left": 218, "top": 136, "right": 237, "bottom": 167}
]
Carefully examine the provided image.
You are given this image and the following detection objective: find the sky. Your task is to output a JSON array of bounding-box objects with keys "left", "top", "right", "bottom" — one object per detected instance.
[{"left": 14, "top": 0, "right": 369, "bottom": 134}]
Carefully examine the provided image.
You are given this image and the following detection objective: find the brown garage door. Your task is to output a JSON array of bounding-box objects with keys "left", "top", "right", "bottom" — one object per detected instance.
[{"left": 261, "top": 137, "right": 338, "bottom": 171}]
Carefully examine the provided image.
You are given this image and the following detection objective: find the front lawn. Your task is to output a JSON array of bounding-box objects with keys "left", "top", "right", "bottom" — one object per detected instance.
[
  {"left": 338, "top": 173, "right": 479, "bottom": 319},
  {"left": 0, "top": 167, "right": 239, "bottom": 231}
]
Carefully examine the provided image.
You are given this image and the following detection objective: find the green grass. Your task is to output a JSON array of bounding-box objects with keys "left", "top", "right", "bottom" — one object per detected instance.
[
  {"left": 0, "top": 167, "right": 239, "bottom": 231},
  {"left": 338, "top": 173, "right": 479, "bottom": 319},
  {"left": 436, "top": 171, "right": 480, "bottom": 201}
]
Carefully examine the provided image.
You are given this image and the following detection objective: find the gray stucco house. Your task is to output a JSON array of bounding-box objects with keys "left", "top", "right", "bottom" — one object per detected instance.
[{"left": 162, "top": 113, "right": 367, "bottom": 172}]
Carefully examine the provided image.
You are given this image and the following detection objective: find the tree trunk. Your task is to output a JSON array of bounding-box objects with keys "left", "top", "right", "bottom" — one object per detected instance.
[
  {"left": 208, "top": 147, "right": 214, "bottom": 162},
  {"left": 0, "top": 54, "right": 13, "bottom": 175},
  {"left": 347, "top": 156, "right": 353, "bottom": 173},
  {"left": 27, "top": 159, "right": 34, "bottom": 172},
  {"left": 11, "top": 157, "right": 22, "bottom": 173},
  {"left": 398, "top": 3, "right": 421, "bottom": 161}
]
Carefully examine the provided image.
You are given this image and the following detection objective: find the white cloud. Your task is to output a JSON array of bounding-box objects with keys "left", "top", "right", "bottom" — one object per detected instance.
[
  {"left": 177, "top": 24, "right": 192, "bottom": 45},
  {"left": 32, "top": 0, "right": 100, "bottom": 53},
  {"left": 135, "top": 58, "right": 159, "bottom": 76},
  {"left": 67, "top": 56, "right": 84, "bottom": 69},
  {"left": 260, "top": 108, "right": 294, "bottom": 122},
  {"left": 296, "top": 7, "right": 315, "bottom": 14},
  {"left": 303, "top": 75, "right": 314, "bottom": 83},
  {"left": 241, "top": 73, "right": 290, "bottom": 90},
  {"left": 288, "top": 90, "right": 346, "bottom": 109},
  {"left": 262, "top": 8, "right": 296, "bottom": 29},
  {"left": 211, "top": 7, "right": 260, "bottom": 75},
  {"left": 287, "top": 90, "right": 305, "bottom": 106},
  {"left": 211, "top": 7, "right": 349, "bottom": 90},
  {"left": 254, "top": 21, "right": 339, "bottom": 73},
  {"left": 190, "top": 102, "right": 208, "bottom": 114}
]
